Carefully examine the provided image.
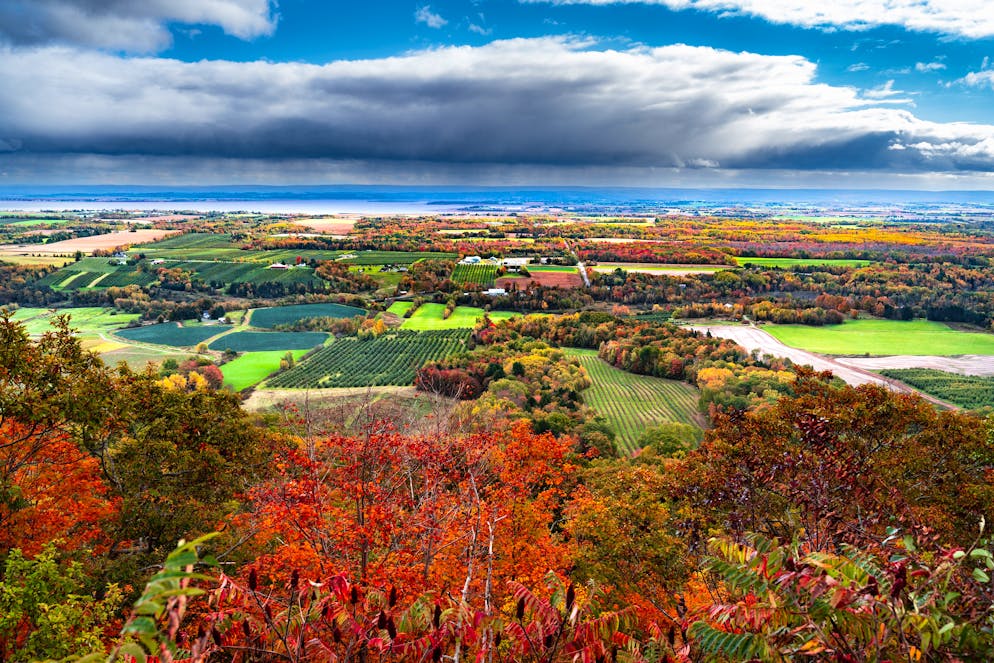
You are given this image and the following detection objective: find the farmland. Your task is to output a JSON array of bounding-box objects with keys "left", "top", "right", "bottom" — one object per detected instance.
[
  {"left": 220, "top": 349, "right": 310, "bottom": 391},
  {"left": 451, "top": 263, "right": 498, "bottom": 287},
  {"left": 267, "top": 329, "right": 470, "bottom": 388},
  {"left": 591, "top": 263, "right": 730, "bottom": 275},
  {"left": 878, "top": 369, "right": 994, "bottom": 410},
  {"left": 208, "top": 331, "right": 328, "bottom": 352},
  {"left": 568, "top": 349, "right": 702, "bottom": 454},
  {"left": 115, "top": 322, "right": 231, "bottom": 347},
  {"left": 7, "top": 306, "right": 140, "bottom": 338},
  {"left": 765, "top": 319, "right": 994, "bottom": 356},
  {"left": 26, "top": 229, "right": 178, "bottom": 254},
  {"left": 734, "top": 257, "right": 873, "bottom": 268},
  {"left": 399, "top": 303, "right": 517, "bottom": 330},
  {"left": 249, "top": 302, "right": 366, "bottom": 328},
  {"left": 340, "top": 251, "right": 458, "bottom": 265},
  {"left": 496, "top": 265, "right": 583, "bottom": 289}
]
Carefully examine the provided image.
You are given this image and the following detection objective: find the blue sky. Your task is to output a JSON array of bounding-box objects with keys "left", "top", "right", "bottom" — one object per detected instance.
[{"left": 0, "top": 0, "right": 993, "bottom": 188}]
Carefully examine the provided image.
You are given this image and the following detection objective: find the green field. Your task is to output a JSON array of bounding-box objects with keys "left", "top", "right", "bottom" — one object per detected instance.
[
  {"left": 208, "top": 331, "right": 328, "bottom": 352},
  {"left": 734, "top": 257, "right": 873, "bottom": 268},
  {"left": 765, "top": 319, "right": 994, "bottom": 356},
  {"left": 568, "top": 350, "right": 701, "bottom": 454},
  {"left": 249, "top": 303, "right": 366, "bottom": 328},
  {"left": 221, "top": 350, "right": 309, "bottom": 391},
  {"left": 451, "top": 263, "right": 498, "bottom": 287},
  {"left": 6, "top": 306, "right": 140, "bottom": 337},
  {"left": 387, "top": 301, "right": 414, "bottom": 316},
  {"left": 115, "top": 323, "right": 231, "bottom": 347},
  {"left": 878, "top": 369, "right": 994, "bottom": 410},
  {"left": 339, "top": 251, "right": 458, "bottom": 265},
  {"left": 528, "top": 264, "right": 580, "bottom": 272},
  {"left": 399, "top": 303, "right": 517, "bottom": 330},
  {"left": 267, "top": 329, "right": 469, "bottom": 388}
]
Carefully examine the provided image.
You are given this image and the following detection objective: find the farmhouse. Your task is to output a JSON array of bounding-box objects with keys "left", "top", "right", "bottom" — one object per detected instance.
[
  {"left": 483, "top": 288, "right": 507, "bottom": 296},
  {"left": 502, "top": 257, "right": 531, "bottom": 267},
  {"left": 460, "top": 256, "right": 482, "bottom": 264},
  {"left": 268, "top": 262, "right": 290, "bottom": 270}
]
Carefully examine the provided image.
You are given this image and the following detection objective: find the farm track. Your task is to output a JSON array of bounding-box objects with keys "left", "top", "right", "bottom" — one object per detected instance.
[{"left": 689, "top": 325, "right": 960, "bottom": 409}]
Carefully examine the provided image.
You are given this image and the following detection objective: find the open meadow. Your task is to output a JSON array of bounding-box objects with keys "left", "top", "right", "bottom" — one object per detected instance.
[
  {"left": 765, "top": 319, "right": 994, "bottom": 356},
  {"left": 220, "top": 349, "right": 310, "bottom": 391},
  {"left": 398, "top": 303, "right": 517, "bottom": 330}
]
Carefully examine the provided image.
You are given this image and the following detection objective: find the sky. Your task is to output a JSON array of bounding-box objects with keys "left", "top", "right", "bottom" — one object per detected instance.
[{"left": 0, "top": 0, "right": 993, "bottom": 189}]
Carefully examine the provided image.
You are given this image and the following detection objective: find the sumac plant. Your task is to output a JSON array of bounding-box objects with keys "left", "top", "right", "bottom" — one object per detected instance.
[{"left": 205, "top": 571, "right": 678, "bottom": 662}]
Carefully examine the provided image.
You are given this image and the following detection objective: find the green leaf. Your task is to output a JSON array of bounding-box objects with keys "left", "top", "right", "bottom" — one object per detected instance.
[
  {"left": 117, "top": 642, "right": 149, "bottom": 663},
  {"left": 971, "top": 568, "right": 989, "bottom": 583}
]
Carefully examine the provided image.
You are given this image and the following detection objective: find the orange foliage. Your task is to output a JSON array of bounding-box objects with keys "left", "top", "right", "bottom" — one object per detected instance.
[
  {"left": 235, "top": 421, "right": 575, "bottom": 605},
  {"left": 0, "top": 421, "right": 117, "bottom": 555}
]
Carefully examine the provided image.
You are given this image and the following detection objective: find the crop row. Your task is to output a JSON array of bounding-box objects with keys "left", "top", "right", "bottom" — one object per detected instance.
[
  {"left": 267, "top": 329, "right": 470, "bottom": 388},
  {"left": 572, "top": 351, "right": 701, "bottom": 454},
  {"left": 879, "top": 369, "right": 994, "bottom": 409},
  {"left": 451, "top": 263, "right": 498, "bottom": 287}
]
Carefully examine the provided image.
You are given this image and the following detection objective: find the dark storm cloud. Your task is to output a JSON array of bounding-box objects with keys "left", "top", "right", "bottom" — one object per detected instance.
[
  {"left": 1, "top": 38, "right": 994, "bottom": 173},
  {"left": 0, "top": 0, "right": 275, "bottom": 52}
]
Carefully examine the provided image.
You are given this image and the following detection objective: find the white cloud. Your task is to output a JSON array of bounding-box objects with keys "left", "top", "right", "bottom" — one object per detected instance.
[
  {"left": 915, "top": 61, "right": 947, "bottom": 73},
  {"left": 0, "top": 0, "right": 276, "bottom": 52},
  {"left": 415, "top": 6, "right": 448, "bottom": 29},
  {"left": 847, "top": 62, "right": 870, "bottom": 72},
  {"left": 959, "top": 70, "right": 994, "bottom": 89},
  {"left": 0, "top": 38, "right": 992, "bottom": 176},
  {"left": 524, "top": 0, "right": 994, "bottom": 39}
]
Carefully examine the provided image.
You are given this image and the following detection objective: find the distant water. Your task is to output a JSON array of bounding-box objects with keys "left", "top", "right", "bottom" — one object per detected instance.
[{"left": 2, "top": 185, "right": 994, "bottom": 214}]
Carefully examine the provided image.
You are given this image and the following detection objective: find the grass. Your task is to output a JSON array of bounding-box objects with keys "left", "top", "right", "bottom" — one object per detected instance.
[
  {"left": 878, "top": 369, "right": 994, "bottom": 410},
  {"left": 399, "top": 303, "right": 517, "bottom": 330},
  {"left": 221, "top": 350, "right": 309, "bottom": 391},
  {"left": 387, "top": 301, "right": 413, "bottom": 316},
  {"left": 0, "top": 253, "right": 73, "bottom": 267},
  {"left": 6, "top": 306, "right": 140, "bottom": 337},
  {"left": 115, "top": 323, "right": 231, "bottom": 347},
  {"left": 765, "top": 319, "right": 994, "bottom": 356},
  {"left": 734, "top": 257, "right": 873, "bottom": 268},
  {"left": 249, "top": 303, "right": 367, "bottom": 328},
  {"left": 568, "top": 349, "right": 701, "bottom": 454},
  {"left": 339, "top": 251, "right": 458, "bottom": 265},
  {"left": 208, "top": 331, "right": 329, "bottom": 352},
  {"left": 527, "top": 265, "right": 579, "bottom": 272}
]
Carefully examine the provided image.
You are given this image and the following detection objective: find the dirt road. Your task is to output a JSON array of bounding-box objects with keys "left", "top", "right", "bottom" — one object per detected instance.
[
  {"left": 689, "top": 325, "right": 902, "bottom": 388},
  {"left": 686, "top": 325, "right": 959, "bottom": 409}
]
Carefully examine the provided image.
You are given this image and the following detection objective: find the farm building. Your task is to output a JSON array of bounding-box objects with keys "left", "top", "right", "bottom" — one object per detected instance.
[{"left": 460, "top": 256, "right": 482, "bottom": 264}]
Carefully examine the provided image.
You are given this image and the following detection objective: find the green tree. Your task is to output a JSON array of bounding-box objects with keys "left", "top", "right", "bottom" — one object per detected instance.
[{"left": 0, "top": 544, "right": 122, "bottom": 662}]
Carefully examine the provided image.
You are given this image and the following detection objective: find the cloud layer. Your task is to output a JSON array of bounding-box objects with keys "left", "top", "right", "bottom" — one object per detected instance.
[
  {"left": 0, "top": 0, "right": 276, "bottom": 52},
  {"left": 526, "top": 0, "right": 994, "bottom": 39},
  {"left": 1, "top": 38, "right": 994, "bottom": 177}
]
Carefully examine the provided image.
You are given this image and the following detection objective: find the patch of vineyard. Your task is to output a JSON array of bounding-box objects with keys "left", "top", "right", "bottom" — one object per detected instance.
[
  {"left": 569, "top": 349, "right": 701, "bottom": 454},
  {"left": 267, "top": 329, "right": 470, "bottom": 388},
  {"left": 879, "top": 368, "right": 994, "bottom": 410},
  {"left": 452, "top": 263, "right": 498, "bottom": 287}
]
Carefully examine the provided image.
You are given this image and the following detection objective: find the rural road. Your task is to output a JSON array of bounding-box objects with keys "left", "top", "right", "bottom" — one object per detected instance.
[
  {"left": 687, "top": 324, "right": 959, "bottom": 408},
  {"left": 562, "top": 239, "right": 592, "bottom": 287}
]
